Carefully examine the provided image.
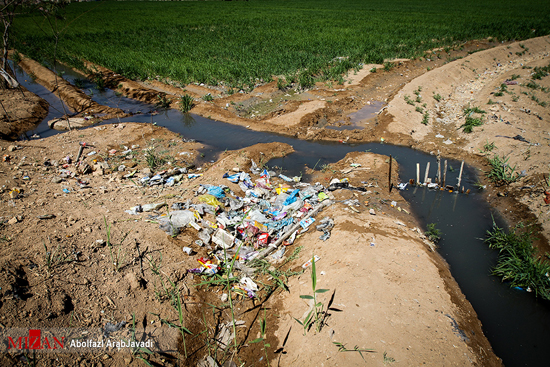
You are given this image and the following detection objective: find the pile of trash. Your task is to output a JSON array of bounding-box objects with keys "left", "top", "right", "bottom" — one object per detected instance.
[{"left": 127, "top": 163, "right": 337, "bottom": 298}]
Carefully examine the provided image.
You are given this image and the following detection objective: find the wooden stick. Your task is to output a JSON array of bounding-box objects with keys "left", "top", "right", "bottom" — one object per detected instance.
[
  {"left": 416, "top": 163, "right": 420, "bottom": 185},
  {"left": 436, "top": 153, "right": 441, "bottom": 184},
  {"left": 388, "top": 155, "right": 392, "bottom": 193},
  {"left": 424, "top": 162, "right": 430, "bottom": 185},
  {"left": 442, "top": 160, "right": 447, "bottom": 187},
  {"left": 76, "top": 145, "right": 85, "bottom": 162},
  {"left": 457, "top": 160, "right": 464, "bottom": 189}
]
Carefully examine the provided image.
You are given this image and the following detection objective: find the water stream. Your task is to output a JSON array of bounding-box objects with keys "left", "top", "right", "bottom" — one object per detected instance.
[{"left": 12, "top": 65, "right": 550, "bottom": 367}]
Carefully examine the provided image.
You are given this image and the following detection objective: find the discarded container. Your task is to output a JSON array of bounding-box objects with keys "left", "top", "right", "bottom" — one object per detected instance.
[
  {"left": 142, "top": 202, "right": 166, "bottom": 212},
  {"left": 302, "top": 255, "right": 321, "bottom": 269},
  {"left": 212, "top": 228, "right": 236, "bottom": 249},
  {"left": 182, "top": 247, "right": 193, "bottom": 255}
]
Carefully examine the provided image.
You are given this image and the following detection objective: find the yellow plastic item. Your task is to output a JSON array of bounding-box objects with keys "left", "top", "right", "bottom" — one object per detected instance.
[{"left": 198, "top": 194, "right": 222, "bottom": 207}]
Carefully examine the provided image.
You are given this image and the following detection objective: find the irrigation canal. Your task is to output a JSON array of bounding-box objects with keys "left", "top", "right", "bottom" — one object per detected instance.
[{"left": 13, "top": 63, "right": 550, "bottom": 367}]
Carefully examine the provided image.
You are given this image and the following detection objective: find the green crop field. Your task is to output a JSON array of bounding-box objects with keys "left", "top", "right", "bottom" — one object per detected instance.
[{"left": 11, "top": 0, "right": 550, "bottom": 89}]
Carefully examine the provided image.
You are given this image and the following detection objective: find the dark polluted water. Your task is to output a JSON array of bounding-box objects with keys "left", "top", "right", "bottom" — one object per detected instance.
[{"left": 14, "top": 65, "right": 550, "bottom": 367}]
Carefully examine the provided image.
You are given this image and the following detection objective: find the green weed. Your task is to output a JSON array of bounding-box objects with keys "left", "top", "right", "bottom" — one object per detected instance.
[
  {"left": 486, "top": 155, "right": 519, "bottom": 185},
  {"left": 421, "top": 112, "right": 429, "bottom": 125},
  {"left": 202, "top": 93, "right": 214, "bottom": 102},
  {"left": 485, "top": 222, "right": 550, "bottom": 300},
  {"left": 155, "top": 94, "right": 171, "bottom": 109},
  {"left": 249, "top": 308, "right": 271, "bottom": 366},
  {"left": 425, "top": 223, "right": 441, "bottom": 243},
  {"left": 294, "top": 256, "right": 329, "bottom": 335},
  {"left": 42, "top": 242, "right": 74, "bottom": 277},
  {"left": 103, "top": 216, "right": 130, "bottom": 272},
  {"left": 179, "top": 94, "right": 194, "bottom": 112},
  {"left": 333, "top": 341, "right": 374, "bottom": 362},
  {"left": 433, "top": 93, "right": 442, "bottom": 102}
]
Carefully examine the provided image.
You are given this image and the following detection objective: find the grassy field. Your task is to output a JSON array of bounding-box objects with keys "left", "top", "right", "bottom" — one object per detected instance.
[{"left": 12, "top": 0, "right": 550, "bottom": 89}]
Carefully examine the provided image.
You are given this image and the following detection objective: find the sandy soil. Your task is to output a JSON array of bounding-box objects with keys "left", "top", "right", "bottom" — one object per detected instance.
[{"left": 2, "top": 35, "right": 550, "bottom": 366}]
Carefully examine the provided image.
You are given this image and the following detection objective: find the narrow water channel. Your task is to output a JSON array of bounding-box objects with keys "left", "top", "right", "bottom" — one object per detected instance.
[{"left": 13, "top": 65, "right": 550, "bottom": 367}]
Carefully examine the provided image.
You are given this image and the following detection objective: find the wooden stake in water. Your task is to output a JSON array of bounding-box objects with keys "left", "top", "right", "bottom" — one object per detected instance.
[
  {"left": 424, "top": 162, "right": 430, "bottom": 185},
  {"left": 416, "top": 163, "right": 420, "bottom": 185},
  {"left": 442, "top": 160, "right": 448, "bottom": 187},
  {"left": 436, "top": 153, "right": 441, "bottom": 184},
  {"left": 457, "top": 160, "right": 464, "bottom": 190},
  {"left": 388, "top": 155, "right": 392, "bottom": 193}
]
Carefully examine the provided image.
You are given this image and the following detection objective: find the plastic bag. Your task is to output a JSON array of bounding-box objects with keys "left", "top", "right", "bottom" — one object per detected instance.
[{"left": 198, "top": 194, "right": 222, "bottom": 207}]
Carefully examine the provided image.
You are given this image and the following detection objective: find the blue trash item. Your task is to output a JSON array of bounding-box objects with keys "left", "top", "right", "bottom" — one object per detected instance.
[
  {"left": 300, "top": 217, "right": 315, "bottom": 229},
  {"left": 63, "top": 188, "right": 70, "bottom": 193},
  {"left": 283, "top": 189, "right": 300, "bottom": 206},
  {"left": 203, "top": 185, "right": 225, "bottom": 198},
  {"left": 224, "top": 172, "right": 241, "bottom": 183}
]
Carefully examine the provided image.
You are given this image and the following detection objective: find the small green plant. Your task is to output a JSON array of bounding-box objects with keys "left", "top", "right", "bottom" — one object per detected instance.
[
  {"left": 145, "top": 148, "right": 166, "bottom": 169},
  {"left": 202, "top": 93, "right": 214, "bottom": 101},
  {"left": 482, "top": 140, "right": 496, "bottom": 152},
  {"left": 249, "top": 308, "right": 271, "bottom": 366},
  {"left": 103, "top": 216, "right": 130, "bottom": 272},
  {"left": 487, "top": 154, "right": 519, "bottom": 185},
  {"left": 404, "top": 95, "right": 415, "bottom": 106},
  {"left": 127, "top": 314, "right": 153, "bottom": 366},
  {"left": 383, "top": 62, "right": 393, "bottom": 71},
  {"left": 415, "top": 106, "right": 423, "bottom": 113},
  {"left": 155, "top": 94, "right": 172, "bottom": 109},
  {"left": 494, "top": 83, "right": 509, "bottom": 97},
  {"left": 42, "top": 242, "right": 74, "bottom": 277},
  {"left": 425, "top": 223, "right": 441, "bottom": 243},
  {"left": 485, "top": 222, "right": 550, "bottom": 300},
  {"left": 148, "top": 252, "right": 193, "bottom": 357},
  {"left": 512, "top": 95, "right": 519, "bottom": 102},
  {"left": 370, "top": 67, "right": 377, "bottom": 73},
  {"left": 294, "top": 256, "right": 329, "bottom": 335},
  {"left": 421, "top": 111, "right": 429, "bottom": 125},
  {"left": 433, "top": 93, "right": 442, "bottom": 102},
  {"left": 532, "top": 63, "right": 550, "bottom": 80},
  {"left": 383, "top": 351, "right": 396, "bottom": 364},
  {"left": 333, "top": 341, "right": 374, "bottom": 362},
  {"left": 461, "top": 106, "right": 485, "bottom": 133},
  {"left": 179, "top": 94, "right": 194, "bottom": 112},
  {"left": 487, "top": 99, "right": 496, "bottom": 105}
]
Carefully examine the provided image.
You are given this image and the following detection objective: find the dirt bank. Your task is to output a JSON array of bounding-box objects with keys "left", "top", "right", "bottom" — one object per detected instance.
[{"left": 0, "top": 125, "right": 499, "bottom": 366}]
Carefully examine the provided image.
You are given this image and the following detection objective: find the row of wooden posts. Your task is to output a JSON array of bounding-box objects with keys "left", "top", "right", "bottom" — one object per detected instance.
[{"left": 388, "top": 154, "right": 468, "bottom": 193}]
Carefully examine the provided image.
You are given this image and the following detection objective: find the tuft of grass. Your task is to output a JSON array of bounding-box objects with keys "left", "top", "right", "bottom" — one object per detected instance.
[
  {"left": 103, "top": 216, "right": 130, "bottom": 272},
  {"left": 249, "top": 308, "right": 271, "bottom": 366},
  {"left": 421, "top": 111, "right": 429, "bottom": 125},
  {"left": 42, "top": 242, "right": 74, "bottom": 277},
  {"left": 202, "top": 93, "right": 214, "bottom": 101},
  {"left": 383, "top": 62, "right": 394, "bottom": 71},
  {"left": 461, "top": 106, "right": 485, "bottom": 133},
  {"left": 485, "top": 222, "right": 550, "bottom": 300},
  {"left": 145, "top": 148, "right": 166, "bottom": 169},
  {"left": 294, "top": 255, "right": 329, "bottom": 335},
  {"left": 482, "top": 140, "right": 496, "bottom": 152},
  {"left": 425, "top": 223, "right": 441, "bottom": 243},
  {"left": 179, "top": 94, "right": 194, "bottom": 112},
  {"left": 433, "top": 93, "right": 442, "bottom": 102},
  {"left": 486, "top": 154, "right": 519, "bottom": 185},
  {"left": 155, "top": 94, "right": 171, "bottom": 109},
  {"left": 333, "top": 341, "right": 375, "bottom": 362}
]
